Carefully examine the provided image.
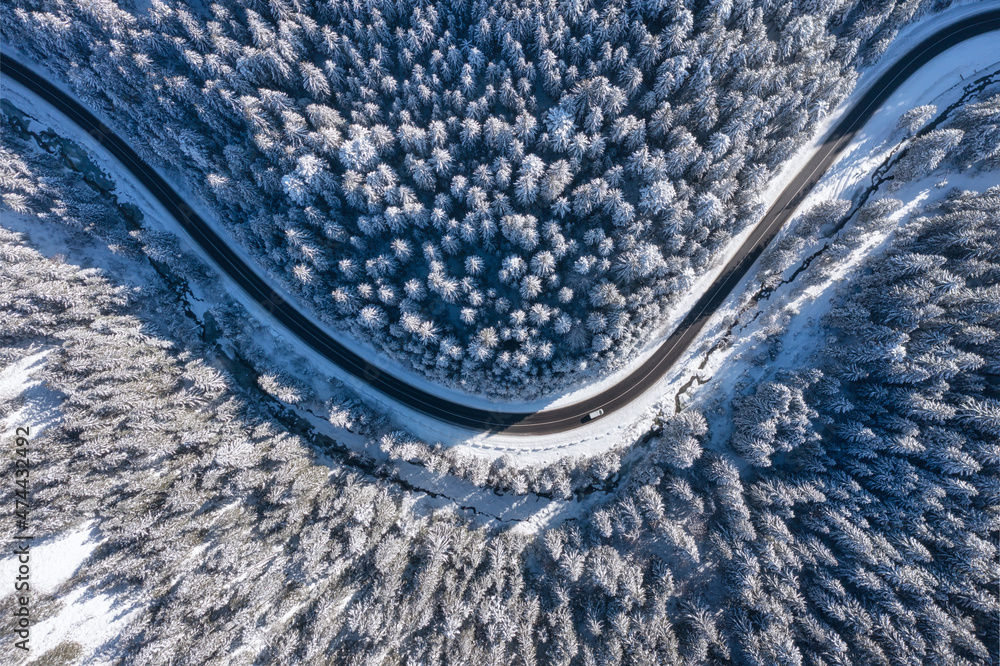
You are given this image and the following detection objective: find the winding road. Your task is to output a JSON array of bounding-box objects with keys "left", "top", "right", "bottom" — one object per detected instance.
[{"left": 2, "top": 9, "right": 998, "bottom": 434}]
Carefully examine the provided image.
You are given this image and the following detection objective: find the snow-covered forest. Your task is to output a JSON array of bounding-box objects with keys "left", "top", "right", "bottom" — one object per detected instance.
[
  {"left": 2, "top": 128, "right": 998, "bottom": 663},
  {"left": 717, "top": 185, "right": 1000, "bottom": 662},
  {"left": 2, "top": 0, "right": 1000, "bottom": 664},
  {"left": 0, "top": 0, "right": 953, "bottom": 397},
  {"left": 3, "top": 69, "right": 1000, "bottom": 666}
]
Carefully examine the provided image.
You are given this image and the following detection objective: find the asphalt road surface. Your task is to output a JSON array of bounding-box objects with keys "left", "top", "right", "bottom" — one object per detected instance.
[{"left": 3, "top": 9, "right": 998, "bottom": 435}]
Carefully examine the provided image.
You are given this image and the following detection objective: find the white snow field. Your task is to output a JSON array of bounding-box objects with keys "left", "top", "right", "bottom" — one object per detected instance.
[{"left": 0, "top": 522, "right": 98, "bottom": 597}]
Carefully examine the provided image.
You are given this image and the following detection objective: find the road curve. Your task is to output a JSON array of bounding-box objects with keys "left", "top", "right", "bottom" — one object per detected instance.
[{"left": 3, "top": 11, "right": 998, "bottom": 434}]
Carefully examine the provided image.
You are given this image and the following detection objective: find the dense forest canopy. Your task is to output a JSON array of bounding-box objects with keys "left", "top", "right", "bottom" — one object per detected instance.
[
  {"left": 719, "top": 187, "right": 1000, "bottom": 663},
  {"left": 2, "top": 129, "right": 997, "bottom": 662},
  {"left": 0, "top": 0, "right": 943, "bottom": 397},
  {"left": 3, "top": 0, "right": 999, "bottom": 663}
]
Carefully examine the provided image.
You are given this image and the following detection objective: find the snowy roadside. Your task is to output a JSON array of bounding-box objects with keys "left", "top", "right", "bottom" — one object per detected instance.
[
  {"left": 688, "top": 167, "right": 1000, "bottom": 454},
  {"left": 0, "top": 99, "right": 592, "bottom": 525},
  {"left": 671, "top": 68, "right": 1000, "bottom": 450},
  {"left": 452, "top": 23, "right": 1000, "bottom": 463},
  {"left": 754, "top": 0, "right": 1000, "bottom": 212}
]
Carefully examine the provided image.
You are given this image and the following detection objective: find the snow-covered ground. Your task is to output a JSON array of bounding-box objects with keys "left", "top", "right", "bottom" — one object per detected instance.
[
  {"left": 0, "top": 522, "right": 98, "bottom": 597},
  {"left": 25, "top": 585, "right": 145, "bottom": 663},
  {"left": 0, "top": 350, "right": 61, "bottom": 439},
  {"left": 398, "top": 456, "right": 608, "bottom": 529},
  {"left": 0, "top": 351, "right": 120, "bottom": 663}
]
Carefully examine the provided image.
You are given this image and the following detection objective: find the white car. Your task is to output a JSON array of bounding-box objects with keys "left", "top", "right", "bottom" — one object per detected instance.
[{"left": 588, "top": 409, "right": 604, "bottom": 420}]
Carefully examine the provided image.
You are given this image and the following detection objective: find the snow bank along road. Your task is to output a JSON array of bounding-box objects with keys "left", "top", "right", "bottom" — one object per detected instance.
[{"left": 3, "top": 9, "right": 999, "bottom": 435}]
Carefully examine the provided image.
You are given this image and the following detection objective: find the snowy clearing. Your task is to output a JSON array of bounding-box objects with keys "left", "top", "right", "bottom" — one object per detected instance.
[
  {"left": 25, "top": 586, "right": 145, "bottom": 664},
  {"left": 0, "top": 349, "right": 61, "bottom": 441},
  {"left": 0, "top": 522, "right": 98, "bottom": 597}
]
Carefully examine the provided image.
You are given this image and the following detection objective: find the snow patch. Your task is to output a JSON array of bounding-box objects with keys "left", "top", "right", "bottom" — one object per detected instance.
[
  {"left": 0, "top": 349, "right": 60, "bottom": 438},
  {"left": 27, "top": 586, "right": 144, "bottom": 664},
  {"left": 0, "top": 522, "right": 99, "bottom": 597}
]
